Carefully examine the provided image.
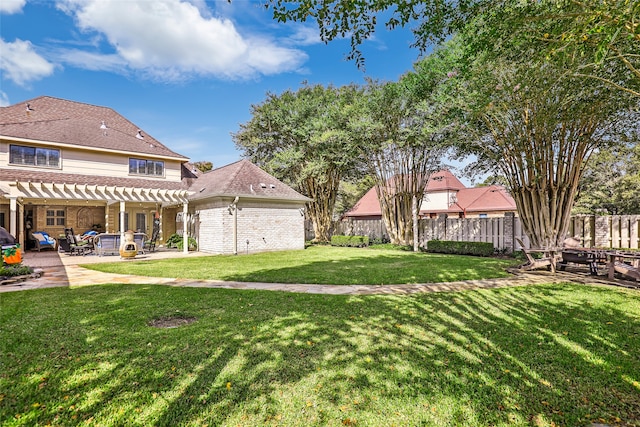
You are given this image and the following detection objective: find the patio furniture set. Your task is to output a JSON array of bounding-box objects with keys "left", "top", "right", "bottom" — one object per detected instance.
[
  {"left": 517, "top": 238, "right": 640, "bottom": 283},
  {"left": 28, "top": 228, "right": 158, "bottom": 257}
]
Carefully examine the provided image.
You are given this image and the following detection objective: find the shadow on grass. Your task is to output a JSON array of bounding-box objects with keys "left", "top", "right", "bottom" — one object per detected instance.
[
  {"left": 84, "top": 249, "right": 516, "bottom": 285},
  {"left": 1, "top": 283, "right": 638, "bottom": 426}
]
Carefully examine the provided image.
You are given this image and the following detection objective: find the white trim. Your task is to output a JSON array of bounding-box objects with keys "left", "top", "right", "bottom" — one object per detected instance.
[
  {"left": 8, "top": 181, "right": 190, "bottom": 204},
  {"left": 0, "top": 135, "right": 189, "bottom": 162}
]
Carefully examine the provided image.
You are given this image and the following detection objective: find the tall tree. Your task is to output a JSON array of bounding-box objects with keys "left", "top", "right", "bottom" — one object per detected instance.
[
  {"left": 193, "top": 161, "right": 213, "bottom": 173},
  {"left": 453, "top": 48, "right": 635, "bottom": 251},
  {"left": 352, "top": 79, "right": 448, "bottom": 246},
  {"left": 233, "top": 83, "right": 362, "bottom": 242}
]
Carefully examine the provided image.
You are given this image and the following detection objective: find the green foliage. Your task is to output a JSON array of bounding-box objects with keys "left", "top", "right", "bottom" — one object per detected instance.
[
  {"left": 427, "top": 240, "right": 494, "bottom": 257},
  {"left": 165, "top": 234, "right": 198, "bottom": 251},
  {"left": 574, "top": 142, "right": 640, "bottom": 214},
  {"left": 0, "top": 263, "right": 33, "bottom": 277},
  {"left": 233, "top": 83, "right": 364, "bottom": 242},
  {"left": 330, "top": 234, "right": 369, "bottom": 248},
  {"left": 192, "top": 161, "right": 213, "bottom": 172},
  {"left": 265, "top": 0, "right": 484, "bottom": 68},
  {"left": 165, "top": 233, "right": 182, "bottom": 248}
]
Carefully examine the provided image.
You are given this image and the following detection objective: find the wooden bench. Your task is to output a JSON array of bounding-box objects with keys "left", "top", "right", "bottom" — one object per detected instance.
[{"left": 607, "top": 252, "right": 640, "bottom": 282}]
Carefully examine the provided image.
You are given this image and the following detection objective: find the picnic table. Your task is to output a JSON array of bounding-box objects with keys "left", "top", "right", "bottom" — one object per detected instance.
[{"left": 559, "top": 248, "right": 608, "bottom": 275}]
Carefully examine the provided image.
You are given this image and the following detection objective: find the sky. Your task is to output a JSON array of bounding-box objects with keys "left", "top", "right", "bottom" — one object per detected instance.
[{"left": 1, "top": 0, "right": 473, "bottom": 181}]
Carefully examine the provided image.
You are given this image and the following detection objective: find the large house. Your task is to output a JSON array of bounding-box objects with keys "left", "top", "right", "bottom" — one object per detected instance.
[
  {"left": 0, "top": 96, "right": 308, "bottom": 254},
  {"left": 344, "top": 170, "right": 517, "bottom": 220}
]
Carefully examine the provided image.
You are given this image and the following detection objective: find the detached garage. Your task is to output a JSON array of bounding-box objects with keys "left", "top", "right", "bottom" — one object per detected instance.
[{"left": 188, "top": 160, "right": 310, "bottom": 254}]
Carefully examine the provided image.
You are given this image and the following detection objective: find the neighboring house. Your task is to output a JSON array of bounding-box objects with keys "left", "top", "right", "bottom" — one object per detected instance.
[
  {"left": 344, "top": 170, "right": 517, "bottom": 220},
  {"left": 0, "top": 96, "right": 307, "bottom": 254}
]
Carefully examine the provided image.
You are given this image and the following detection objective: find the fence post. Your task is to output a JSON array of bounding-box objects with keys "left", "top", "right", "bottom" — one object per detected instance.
[
  {"left": 594, "top": 215, "right": 610, "bottom": 248},
  {"left": 437, "top": 214, "right": 448, "bottom": 240},
  {"left": 504, "top": 212, "right": 515, "bottom": 253}
]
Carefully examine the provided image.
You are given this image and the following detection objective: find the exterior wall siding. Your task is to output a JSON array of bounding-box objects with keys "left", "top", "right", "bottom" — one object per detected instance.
[
  {"left": 0, "top": 141, "right": 183, "bottom": 182},
  {"left": 195, "top": 199, "right": 306, "bottom": 255}
]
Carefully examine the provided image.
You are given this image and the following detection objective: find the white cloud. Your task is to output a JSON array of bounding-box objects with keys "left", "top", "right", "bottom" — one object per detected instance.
[
  {"left": 55, "top": 0, "right": 308, "bottom": 81},
  {"left": 0, "top": 38, "right": 56, "bottom": 86},
  {"left": 0, "top": 0, "right": 26, "bottom": 14},
  {"left": 286, "top": 25, "right": 323, "bottom": 46},
  {"left": 0, "top": 92, "right": 10, "bottom": 107}
]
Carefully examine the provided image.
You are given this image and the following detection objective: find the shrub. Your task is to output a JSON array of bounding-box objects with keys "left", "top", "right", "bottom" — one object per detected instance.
[
  {"left": 331, "top": 235, "right": 369, "bottom": 248},
  {"left": 426, "top": 240, "right": 494, "bottom": 257},
  {"left": 370, "top": 243, "right": 414, "bottom": 251},
  {"left": 0, "top": 264, "right": 34, "bottom": 278},
  {"left": 166, "top": 233, "right": 198, "bottom": 251}
]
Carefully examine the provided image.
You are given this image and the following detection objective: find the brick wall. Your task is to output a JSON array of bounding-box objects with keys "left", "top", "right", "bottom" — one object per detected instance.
[{"left": 195, "top": 199, "right": 306, "bottom": 254}]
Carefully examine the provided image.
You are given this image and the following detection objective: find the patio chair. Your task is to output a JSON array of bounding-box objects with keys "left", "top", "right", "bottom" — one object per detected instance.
[
  {"left": 94, "top": 233, "right": 120, "bottom": 256},
  {"left": 133, "top": 233, "right": 146, "bottom": 254},
  {"left": 64, "top": 227, "right": 92, "bottom": 256},
  {"left": 516, "top": 238, "right": 556, "bottom": 272},
  {"left": 30, "top": 231, "right": 57, "bottom": 251}
]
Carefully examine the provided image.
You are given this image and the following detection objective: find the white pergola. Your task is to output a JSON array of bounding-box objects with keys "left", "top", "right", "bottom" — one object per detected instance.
[{"left": 4, "top": 181, "right": 192, "bottom": 253}]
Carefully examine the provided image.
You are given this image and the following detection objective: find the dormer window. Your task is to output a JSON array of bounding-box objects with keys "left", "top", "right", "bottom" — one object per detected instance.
[
  {"left": 129, "top": 158, "right": 164, "bottom": 177},
  {"left": 10, "top": 145, "right": 60, "bottom": 168}
]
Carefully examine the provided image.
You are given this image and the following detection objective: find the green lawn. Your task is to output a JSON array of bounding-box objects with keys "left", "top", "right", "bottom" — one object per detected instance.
[
  {"left": 82, "top": 246, "right": 518, "bottom": 285},
  {"left": 1, "top": 283, "right": 639, "bottom": 426}
]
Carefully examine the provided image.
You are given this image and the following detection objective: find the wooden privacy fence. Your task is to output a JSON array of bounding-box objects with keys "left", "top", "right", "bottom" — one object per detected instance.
[{"left": 308, "top": 214, "right": 640, "bottom": 252}]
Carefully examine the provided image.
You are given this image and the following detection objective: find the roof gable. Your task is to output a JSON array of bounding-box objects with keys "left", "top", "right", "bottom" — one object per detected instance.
[
  {"left": 453, "top": 185, "right": 516, "bottom": 212},
  {"left": 189, "top": 159, "right": 309, "bottom": 202},
  {"left": 426, "top": 170, "right": 466, "bottom": 191},
  {"left": 0, "top": 96, "right": 187, "bottom": 160}
]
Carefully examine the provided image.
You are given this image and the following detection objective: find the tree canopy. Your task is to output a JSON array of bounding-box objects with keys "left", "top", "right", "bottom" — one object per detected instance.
[
  {"left": 574, "top": 141, "right": 640, "bottom": 215},
  {"left": 233, "top": 83, "right": 363, "bottom": 242}
]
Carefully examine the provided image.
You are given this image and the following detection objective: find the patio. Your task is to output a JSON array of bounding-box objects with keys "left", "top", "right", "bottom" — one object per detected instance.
[{"left": 21, "top": 247, "right": 206, "bottom": 269}]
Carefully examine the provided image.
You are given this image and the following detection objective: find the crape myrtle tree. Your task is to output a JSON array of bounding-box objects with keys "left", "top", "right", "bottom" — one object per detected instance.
[
  {"left": 454, "top": 50, "right": 635, "bottom": 251},
  {"left": 351, "top": 78, "right": 449, "bottom": 247},
  {"left": 232, "top": 83, "right": 362, "bottom": 242}
]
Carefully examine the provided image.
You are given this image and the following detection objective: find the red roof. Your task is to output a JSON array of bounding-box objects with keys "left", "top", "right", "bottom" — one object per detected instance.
[
  {"left": 446, "top": 185, "right": 516, "bottom": 214},
  {"left": 344, "top": 171, "right": 516, "bottom": 218},
  {"left": 426, "top": 170, "right": 466, "bottom": 191}
]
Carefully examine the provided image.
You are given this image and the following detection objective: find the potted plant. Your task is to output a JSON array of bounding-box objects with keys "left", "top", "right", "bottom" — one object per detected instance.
[{"left": 2, "top": 244, "right": 22, "bottom": 265}]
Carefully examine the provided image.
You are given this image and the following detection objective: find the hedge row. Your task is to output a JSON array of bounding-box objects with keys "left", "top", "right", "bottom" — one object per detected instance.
[
  {"left": 426, "top": 240, "right": 494, "bottom": 257},
  {"left": 331, "top": 235, "right": 370, "bottom": 248}
]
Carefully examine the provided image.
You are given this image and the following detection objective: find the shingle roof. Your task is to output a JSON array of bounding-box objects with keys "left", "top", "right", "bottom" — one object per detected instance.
[
  {"left": 426, "top": 170, "right": 466, "bottom": 191},
  {"left": 189, "top": 159, "right": 309, "bottom": 202},
  {"left": 344, "top": 170, "right": 516, "bottom": 217},
  {"left": 0, "top": 96, "right": 188, "bottom": 160},
  {"left": 448, "top": 185, "right": 516, "bottom": 214},
  {"left": 0, "top": 168, "right": 188, "bottom": 191}
]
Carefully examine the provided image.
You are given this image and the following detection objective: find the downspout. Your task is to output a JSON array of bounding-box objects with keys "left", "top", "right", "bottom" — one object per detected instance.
[
  {"left": 230, "top": 196, "right": 239, "bottom": 255},
  {"left": 182, "top": 201, "right": 189, "bottom": 254}
]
